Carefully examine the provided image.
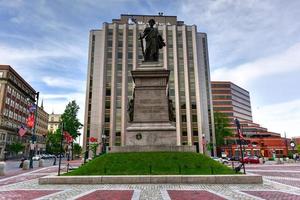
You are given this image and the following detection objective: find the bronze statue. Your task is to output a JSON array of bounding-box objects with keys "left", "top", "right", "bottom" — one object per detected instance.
[{"left": 139, "top": 19, "right": 165, "bottom": 62}]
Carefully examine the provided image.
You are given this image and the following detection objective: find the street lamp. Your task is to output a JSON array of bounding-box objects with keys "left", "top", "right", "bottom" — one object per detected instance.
[
  {"left": 29, "top": 92, "right": 39, "bottom": 169},
  {"left": 234, "top": 118, "right": 246, "bottom": 174},
  {"left": 102, "top": 134, "right": 107, "bottom": 154}
]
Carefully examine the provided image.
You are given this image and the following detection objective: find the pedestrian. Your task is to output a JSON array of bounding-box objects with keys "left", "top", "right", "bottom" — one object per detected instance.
[
  {"left": 53, "top": 156, "right": 56, "bottom": 165},
  {"left": 19, "top": 156, "right": 25, "bottom": 168}
]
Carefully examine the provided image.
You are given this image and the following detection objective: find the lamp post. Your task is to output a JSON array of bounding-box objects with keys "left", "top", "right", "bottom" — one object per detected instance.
[
  {"left": 234, "top": 118, "right": 246, "bottom": 174},
  {"left": 102, "top": 134, "right": 107, "bottom": 154},
  {"left": 29, "top": 92, "right": 39, "bottom": 169},
  {"left": 58, "top": 122, "right": 64, "bottom": 176}
]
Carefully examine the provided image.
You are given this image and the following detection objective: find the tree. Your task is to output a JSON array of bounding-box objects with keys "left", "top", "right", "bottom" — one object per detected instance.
[
  {"left": 61, "top": 100, "right": 83, "bottom": 139},
  {"left": 8, "top": 142, "right": 25, "bottom": 155},
  {"left": 297, "top": 144, "right": 300, "bottom": 154},
  {"left": 214, "top": 112, "right": 234, "bottom": 147},
  {"left": 73, "top": 143, "right": 82, "bottom": 157},
  {"left": 46, "top": 130, "right": 63, "bottom": 155},
  {"left": 61, "top": 100, "right": 83, "bottom": 160}
]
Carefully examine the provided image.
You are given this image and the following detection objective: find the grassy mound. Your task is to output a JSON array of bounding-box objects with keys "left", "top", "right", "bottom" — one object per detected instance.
[{"left": 66, "top": 152, "right": 236, "bottom": 176}]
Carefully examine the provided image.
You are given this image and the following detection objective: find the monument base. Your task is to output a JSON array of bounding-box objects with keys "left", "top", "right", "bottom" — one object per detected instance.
[
  {"left": 126, "top": 122, "right": 177, "bottom": 146},
  {"left": 109, "top": 145, "right": 196, "bottom": 153}
]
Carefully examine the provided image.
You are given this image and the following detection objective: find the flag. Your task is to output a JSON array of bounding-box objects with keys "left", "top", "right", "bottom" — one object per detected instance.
[
  {"left": 26, "top": 113, "right": 35, "bottom": 128},
  {"left": 64, "top": 131, "right": 73, "bottom": 144},
  {"left": 18, "top": 125, "right": 27, "bottom": 137},
  {"left": 237, "top": 128, "right": 244, "bottom": 140},
  {"left": 28, "top": 104, "right": 36, "bottom": 113}
]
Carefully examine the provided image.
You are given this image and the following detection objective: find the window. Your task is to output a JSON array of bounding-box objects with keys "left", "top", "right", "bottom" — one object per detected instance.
[
  {"left": 0, "top": 72, "right": 3, "bottom": 77},
  {"left": 182, "top": 115, "right": 187, "bottom": 122},
  {"left": 117, "top": 52, "right": 122, "bottom": 59}
]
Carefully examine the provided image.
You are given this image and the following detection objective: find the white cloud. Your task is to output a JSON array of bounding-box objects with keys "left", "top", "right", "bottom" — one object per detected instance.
[
  {"left": 252, "top": 99, "right": 300, "bottom": 138},
  {"left": 42, "top": 76, "right": 86, "bottom": 91},
  {"left": 211, "top": 42, "right": 300, "bottom": 87}
]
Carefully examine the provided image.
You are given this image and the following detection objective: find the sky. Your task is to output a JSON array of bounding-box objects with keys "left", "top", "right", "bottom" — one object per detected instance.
[{"left": 0, "top": 0, "right": 299, "bottom": 139}]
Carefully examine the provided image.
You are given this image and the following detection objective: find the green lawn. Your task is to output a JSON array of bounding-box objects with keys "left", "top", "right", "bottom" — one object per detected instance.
[{"left": 65, "top": 152, "right": 236, "bottom": 176}]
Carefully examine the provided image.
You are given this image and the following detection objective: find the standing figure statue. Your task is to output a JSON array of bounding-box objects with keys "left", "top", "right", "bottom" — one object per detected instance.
[{"left": 139, "top": 19, "right": 165, "bottom": 62}]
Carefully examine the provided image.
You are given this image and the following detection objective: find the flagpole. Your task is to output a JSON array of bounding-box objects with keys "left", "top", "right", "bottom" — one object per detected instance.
[
  {"left": 235, "top": 118, "right": 246, "bottom": 174},
  {"left": 58, "top": 122, "right": 64, "bottom": 176},
  {"left": 29, "top": 92, "right": 39, "bottom": 169}
]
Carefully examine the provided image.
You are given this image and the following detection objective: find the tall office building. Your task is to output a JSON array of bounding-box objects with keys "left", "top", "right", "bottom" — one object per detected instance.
[
  {"left": 83, "top": 14, "right": 215, "bottom": 155},
  {"left": 211, "top": 81, "right": 290, "bottom": 157},
  {"left": 211, "top": 81, "right": 252, "bottom": 123}
]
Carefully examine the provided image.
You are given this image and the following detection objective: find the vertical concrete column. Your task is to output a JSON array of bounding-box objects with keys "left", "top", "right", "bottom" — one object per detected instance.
[
  {"left": 109, "top": 23, "right": 118, "bottom": 147},
  {"left": 163, "top": 25, "right": 168, "bottom": 70},
  {"left": 191, "top": 25, "right": 204, "bottom": 153},
  {"left": 132, "top": 24, "right": 138, "bottom": 70},
  {"left": 121, "top": 24, "right": 128, "bottom": 146},
  {"left": 172, "top": 25, "right": 182, "bottom": 145},
  {"left": 100, "top": 24, "right": 108, "bottom": 151},
  {"left": 202, "top": 35, "right": 217, "bottom": 156},
  {"left": 182, "top": 25, "right": 192, "bottom": 145}
]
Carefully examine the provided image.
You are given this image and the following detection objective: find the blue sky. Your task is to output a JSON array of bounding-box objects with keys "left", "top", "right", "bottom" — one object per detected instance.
[{"left": 0, "top": 0, "right": 299, "bottom": 138}]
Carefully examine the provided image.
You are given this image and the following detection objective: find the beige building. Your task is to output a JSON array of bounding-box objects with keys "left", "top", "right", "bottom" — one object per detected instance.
[
  {"left": 48, "top": 113, "right": 61, "bottom": 133},
  {"left": 83, "top": 14, "right": 216, "bottom": 156},
  {"left": 35, "top": 102, "right": 49, "bottom": 154}
]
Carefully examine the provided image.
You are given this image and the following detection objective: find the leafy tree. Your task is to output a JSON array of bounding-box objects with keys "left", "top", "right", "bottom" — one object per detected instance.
[
  {"left": 297, "top": 144, "right": 300, "bottom": 154},
  {"left": 61, "top": 100, "right": 83, "bottom": 139},
  {"left": 8, "top": 142, "right": 25, "bottom": 155},
  {"left": 46, "top": 130, "right": 63, "bottom": 155},
  {"left": 214, "top": 112, "right": 234, "bottom": 147},
  {"left": 73, "top": 143, "right": 82, "bottom": 157}
]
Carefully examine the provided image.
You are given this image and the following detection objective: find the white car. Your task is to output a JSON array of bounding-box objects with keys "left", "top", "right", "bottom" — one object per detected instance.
[
  {"left": 32, "top": 155, "right": 41, "bottom": 161},
  {"left": 211, "top": 157, "right": 229, "bottom": 165}
]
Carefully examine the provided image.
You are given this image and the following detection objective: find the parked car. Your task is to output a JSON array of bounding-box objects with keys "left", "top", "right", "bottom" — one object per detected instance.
[
  {"left": 32, "top": 155, "right": 41, "bottom": 161},
  {"left": 211, "top": 157, "right": 229, "bottom": 165},
  {"left": 240, "top": 156, "right": 259, "bottom": 164}
]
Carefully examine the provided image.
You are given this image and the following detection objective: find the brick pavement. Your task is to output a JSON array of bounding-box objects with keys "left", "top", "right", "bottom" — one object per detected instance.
[
  {"left": 75, "top": 190, "right": 134, "bottom": 200},
  {"left": 1, "top": 162, "right": 300, "bottom": 199},
  {"left": 0, "top": 189, "right": 61, "bottom": 200},
  {"left": 243, "top": 190, "right": 300, "bottom": 200},
  {"left": 167, "top": 190, "right": 226, "bottom": 200}
]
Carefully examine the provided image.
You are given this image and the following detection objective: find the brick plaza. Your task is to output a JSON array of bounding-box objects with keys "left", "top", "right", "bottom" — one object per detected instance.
[{"left": 2, "top": 161, "right": 300, "bottom": 199}]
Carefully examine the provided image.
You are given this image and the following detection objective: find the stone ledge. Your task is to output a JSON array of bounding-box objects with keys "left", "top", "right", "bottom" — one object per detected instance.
[{"left": 39, "top": 175, "right": 263, "bottom": 185}]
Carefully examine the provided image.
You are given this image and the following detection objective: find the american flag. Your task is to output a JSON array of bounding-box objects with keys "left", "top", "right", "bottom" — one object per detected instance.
[{"left": 18, "top": 125, "right": 27, "bottom": 137}]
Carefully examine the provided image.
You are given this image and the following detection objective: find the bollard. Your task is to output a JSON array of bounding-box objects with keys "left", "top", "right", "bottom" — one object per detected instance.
[
  {"left": 39, "top": 159, "right": 44, "bottom": 167},
  {"left": 0, "top": 162, "right": 5, "bottom": 176},
  {"left": 23, "top": 160, "right": 30, "bottom": 170}
]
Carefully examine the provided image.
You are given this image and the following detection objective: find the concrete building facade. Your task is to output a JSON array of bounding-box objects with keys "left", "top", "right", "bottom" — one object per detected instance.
[{"left": 83, "top": 14, "right": 215, "bottom": 156}]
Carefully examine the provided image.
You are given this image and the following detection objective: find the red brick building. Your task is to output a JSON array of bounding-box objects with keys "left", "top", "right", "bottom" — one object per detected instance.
[{"left": 211, "top": 81, "right": 291, "bottom": 158}]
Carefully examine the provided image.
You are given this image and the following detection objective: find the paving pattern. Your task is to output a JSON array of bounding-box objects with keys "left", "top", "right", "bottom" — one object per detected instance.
[
  {"left": 76, "top": 190, "right": 134, "bottom": 200},
  {"left": 2, "top": 161, "right": 300, "bottom": 199},
  {"left": 166, "top": 190, "right": 226, "bottom": 200}
]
